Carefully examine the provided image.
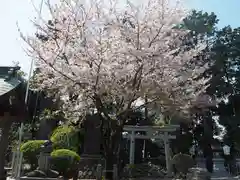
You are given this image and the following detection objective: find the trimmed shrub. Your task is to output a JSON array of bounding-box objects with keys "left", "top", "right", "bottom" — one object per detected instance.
[
  {"left": 50, "top": 149, "right": 80, "bottom": 176},
  {"left": 172, "top": 153, "right": 194, "bottom": 175},
  {"left": 20, "top": 140, "right": 45, "bottom": 168},
  {"left": 50, "top": 126, "right": 82, "bottom": 152}
]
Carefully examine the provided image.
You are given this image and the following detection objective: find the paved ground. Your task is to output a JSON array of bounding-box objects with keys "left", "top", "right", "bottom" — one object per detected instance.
[
  {"left": 197, "top": 159, "right": 239, "bottom": 180},
  {"left": 6, "top": 159, "right": 240, "bottom": 180}
]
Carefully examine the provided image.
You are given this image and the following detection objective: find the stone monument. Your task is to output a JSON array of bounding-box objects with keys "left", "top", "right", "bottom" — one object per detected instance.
[
  {"left": 82, "top": 113, "right": 102, "bottom": 155},
  {"left": 78, "top": 113, "right": 104, "bottom": 179}
]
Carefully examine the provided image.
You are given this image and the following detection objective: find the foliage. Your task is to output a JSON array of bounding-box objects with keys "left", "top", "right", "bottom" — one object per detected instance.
[
  {"left": 205, "top": 27, "right": 240, "bottom": 97},
  {"left": 50, "top": 149, "right": 80, "bottom": 176},
  {"left": 39, "top": 109, "right": 65, "bottom": 122},
  {"left": 183, "top": 10, "right": 218, "bottom": 34},
  {"left": 179, "top": 15, "right": 240, "bottom": 149},
  {"left": 170, "top": 10, "right": 220, "bottom": 150},
  {"left": 22, "top": 0, "right": 211, "bottom": 120},
  {"left": 50, "top": 125, "right": 82, "bottom": 152},
  {"left": 201, "top": 26, "right": 240, "bottom": 143},
  {"left": 21, "top": 1, "right": 214, "bottom": 169},
  {"left": 20, "top": 140, "right": 45, "bottom": 168},
  {"left": 122, "top": 164, "right": 165, "bottom": 178},
  {"left": 172, "top": 153, "right": 194, "bottom": 175}
]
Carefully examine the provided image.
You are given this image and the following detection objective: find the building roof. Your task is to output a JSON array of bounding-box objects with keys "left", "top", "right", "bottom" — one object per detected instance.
[{"left": 0, "top": 66, "right": 22, "bottom": 96}]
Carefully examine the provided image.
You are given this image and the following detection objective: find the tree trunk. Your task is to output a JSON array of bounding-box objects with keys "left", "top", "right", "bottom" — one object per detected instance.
[
  {"left": 105, "top": 151, "right": 114, "bottom": 179},
  {"left": 104, "top": 125, "right": 123, "bottom": 180},
  {"left": 0, "top": 119, "right": 13, "bottom": 180}
]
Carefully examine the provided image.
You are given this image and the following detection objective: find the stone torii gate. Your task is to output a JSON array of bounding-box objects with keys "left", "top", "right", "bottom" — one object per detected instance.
[{"left": 123, "top": 125, "right": 179, "bottom": 175}]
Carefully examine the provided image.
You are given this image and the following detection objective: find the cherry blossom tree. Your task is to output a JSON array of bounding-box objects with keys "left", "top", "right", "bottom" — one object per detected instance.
[{"left": 21, "top": 0, "right": 212, "bottom": 171}]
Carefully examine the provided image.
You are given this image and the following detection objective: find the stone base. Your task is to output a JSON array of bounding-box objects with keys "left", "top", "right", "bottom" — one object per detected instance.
[
  {"left": 187, "top": 168, "right": 210, "bottom": 180},
  {"left": 81, "top": 154, "right": 102, "bottom": 158},
  {"left": 79, "top": 154, "right": 103, "bottom": 168},
  {"left": 20, "top": 177, "right": 58, "bottom": 180},
  {"left": 78, "top": 154, "right": 104, "bottom": 179}
]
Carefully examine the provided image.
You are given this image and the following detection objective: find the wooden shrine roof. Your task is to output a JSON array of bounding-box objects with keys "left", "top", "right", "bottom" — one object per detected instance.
[{"left": 0, "top": 66, "right": 22, "bottom": 96}]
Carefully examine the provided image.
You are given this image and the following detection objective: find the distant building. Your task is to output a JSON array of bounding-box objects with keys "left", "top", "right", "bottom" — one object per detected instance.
[
  {"left": 0, "top": 66, "right": 27, "bottom": 118},
  {"left": 0, "top": 66, "right": 28, "bottom": 178}
]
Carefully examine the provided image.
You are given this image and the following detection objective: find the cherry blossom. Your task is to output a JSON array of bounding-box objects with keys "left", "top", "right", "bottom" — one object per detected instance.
[{"left": 22, "top": 0, "right": 211, "bottom": 121}]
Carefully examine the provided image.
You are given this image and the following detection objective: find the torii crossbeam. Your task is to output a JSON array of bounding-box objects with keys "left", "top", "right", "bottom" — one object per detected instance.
[{"left": 123, "top": 125, "right": 179, "bottom": 175}]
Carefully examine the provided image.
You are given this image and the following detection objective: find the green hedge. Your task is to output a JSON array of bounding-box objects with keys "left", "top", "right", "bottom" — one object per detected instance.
[
  {"left": 20, "top": 140, "right": 45, "bottom": 168},
  {"left": 50, "top": 149, "right": 80, "bottom": 176},
  {"left": 50, "top": 126, "right": 82, "bottom": 152},
  {"left": 172, "top": 153, "right": 194, "bottom": 174}
]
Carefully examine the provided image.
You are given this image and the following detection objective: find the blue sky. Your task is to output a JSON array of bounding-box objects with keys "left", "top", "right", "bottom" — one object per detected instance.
[
  {"left": 0, "top": 0, "right": 239, "bottom": 74},
  {"left": 188, "top": 0, "right": 240, "bottom": 28},
  {"left": 0, "top": 0, "right": 35, "bottom": 74}
]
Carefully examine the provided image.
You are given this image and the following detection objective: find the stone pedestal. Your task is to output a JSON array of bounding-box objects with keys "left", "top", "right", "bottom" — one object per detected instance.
[
  {"left": 79, "top": 154, "right": 103, "bottom": 168},
  {"left": 38, "top": 152, "right": 50, "bottom": 172},
  {"left": 77, "top": 154, "right": 104, "bottom": 179},
  {"left": 38, "top": 141, "right": 53, "bottom": 172}
]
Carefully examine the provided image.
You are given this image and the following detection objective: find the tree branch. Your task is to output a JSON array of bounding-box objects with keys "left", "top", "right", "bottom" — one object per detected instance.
[{"left": 93, "top": 93, "right": 112, "bottom": 121}]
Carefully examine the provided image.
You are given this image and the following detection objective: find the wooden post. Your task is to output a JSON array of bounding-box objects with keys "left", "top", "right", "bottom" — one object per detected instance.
[
  {"left": 142, "top": 140, "right": 146, "bottom": 159},
  {"left": 11, "top": 151, "right": 16, "bottom": 171},
  {"left": 96, "top": 164, "right": 102, "bottom": 180},
  {"left": 11, "top": 151, "right": 17, "bottom": 178},
  {"left": 16, "top": 152, "right": 23, "bottom": 179},
  {"left": 113, "top": 164, "right": 118, "bottom": 180},
  {"left": 129, "top": 131, "right": 135, "bottom": 164},
  {"left": 164, "top": 132, "right": 172, "bottom": 176}
]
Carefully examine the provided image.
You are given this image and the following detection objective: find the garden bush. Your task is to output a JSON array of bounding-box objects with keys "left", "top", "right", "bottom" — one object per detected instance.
[
  {"left": 50, "top": 125, "right": 82, "bottom": 152},
  {"left": 50, "top": 149, "right": 80, "bottom": 177},
  {"left": 20, "top": 140, "right": 45, "bottom": 169},
  {"left": 172, "top": 153, "right": 194, "bottom": 175}
]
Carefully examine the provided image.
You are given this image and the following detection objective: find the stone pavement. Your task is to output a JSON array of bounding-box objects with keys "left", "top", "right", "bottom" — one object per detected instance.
[
  {"left": 197, "top": 159, "right": 239, "bottom": 180},
  {"left": 6, "top": 159, "right": 240, "bottom": 180}
]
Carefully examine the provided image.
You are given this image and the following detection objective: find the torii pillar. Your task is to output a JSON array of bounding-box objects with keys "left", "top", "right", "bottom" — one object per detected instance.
[{"left": 163, "top": 132, "right": 172, "bottom": 176}]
